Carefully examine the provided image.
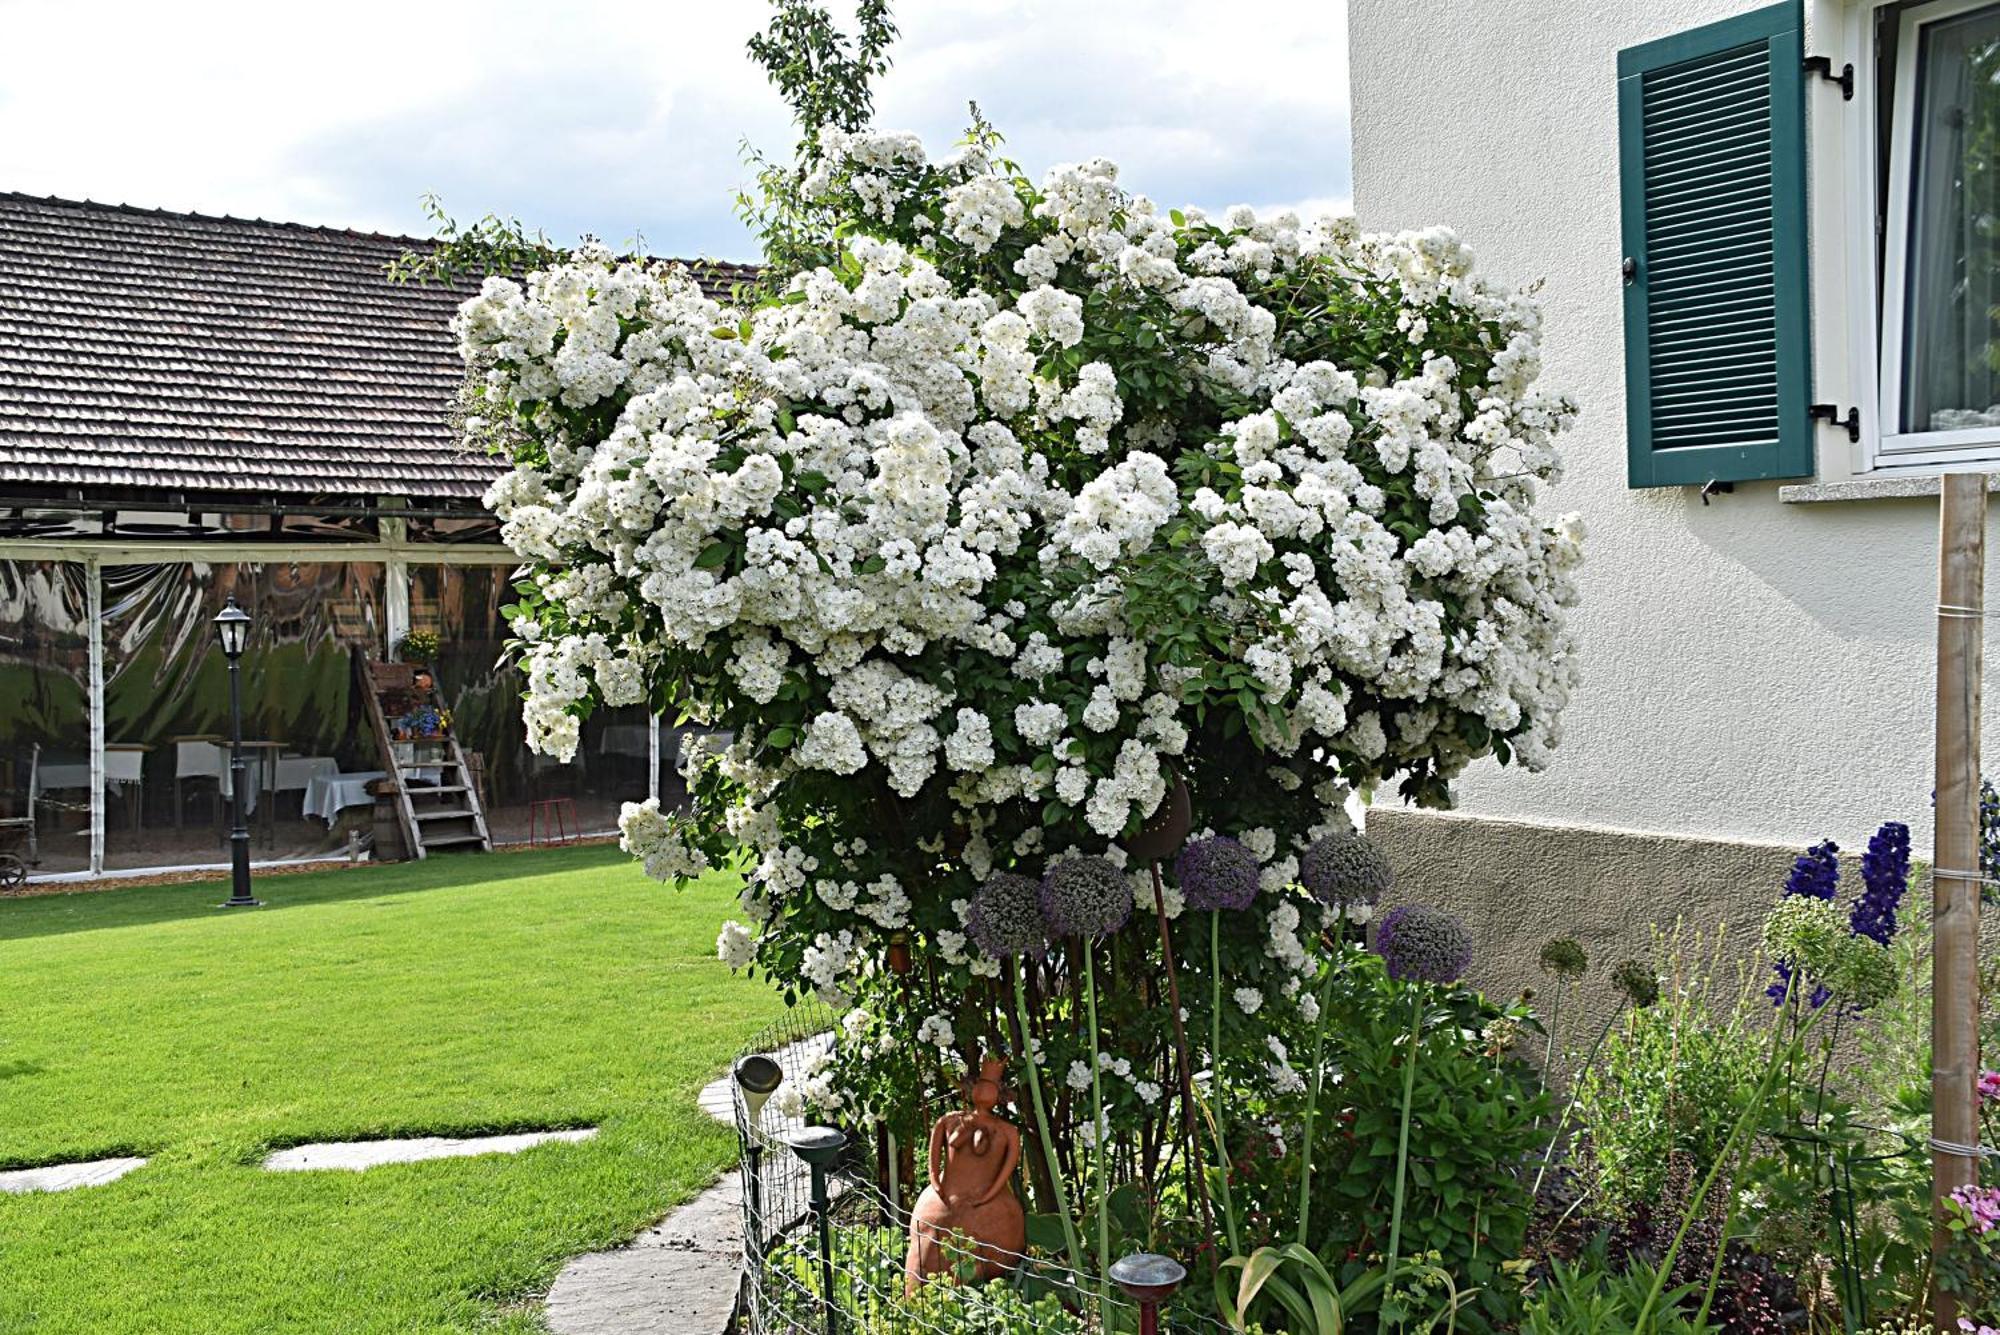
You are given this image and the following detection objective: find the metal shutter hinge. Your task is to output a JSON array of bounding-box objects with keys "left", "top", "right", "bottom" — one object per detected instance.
[
  {"left": 1803, "top": 56, "right": 1855, "bottom": 99},
  {"left": 1700, "top": 480, "right": 1735, "bottom": 505},
  {"left": 1810, "top": 403, "right": 1862, "bottom": 441}
]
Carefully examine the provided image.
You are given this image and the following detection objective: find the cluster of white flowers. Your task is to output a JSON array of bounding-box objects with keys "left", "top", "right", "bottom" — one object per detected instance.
[{"left": 466, "top": 124, "right": 1580, "bottom": 1131}]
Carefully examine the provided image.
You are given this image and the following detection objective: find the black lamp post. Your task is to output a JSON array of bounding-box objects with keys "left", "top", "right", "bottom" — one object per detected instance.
[{"left": 214, "top": 595, "right": 259, "bottom": 908}]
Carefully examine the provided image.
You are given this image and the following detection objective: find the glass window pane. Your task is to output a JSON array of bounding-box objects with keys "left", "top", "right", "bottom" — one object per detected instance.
[
  {"left": 101, "top": 562, "right": 385, "bottom": 873},
  {"left": 1900, "top": 3, "right": 2000, "bottom": 432},
  {"left": 410, "top": 564, "right": 652, "bottom": 844},
  {"left": 0, "top": 561, "right": 91, "bottom": 877}
]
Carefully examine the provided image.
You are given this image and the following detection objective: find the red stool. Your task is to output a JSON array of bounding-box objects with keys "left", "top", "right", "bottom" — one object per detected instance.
[{"left": 529, "top": 796, "right": 578, "bottom": 846}]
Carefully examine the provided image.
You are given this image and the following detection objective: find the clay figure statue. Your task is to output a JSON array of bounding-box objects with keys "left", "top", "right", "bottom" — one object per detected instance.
[{"left": 904, "top": 1056, "right": 1025, "bottom": 1294}]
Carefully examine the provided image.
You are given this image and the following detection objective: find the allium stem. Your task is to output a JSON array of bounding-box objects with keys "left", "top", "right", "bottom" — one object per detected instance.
[
  {"left": 1013, "top": 958, "right": 1084, "bottom": 1280},
  {"left": 1540, "top": 982, "right": 1565, "bottom": 1094},
  {"left": 1530, "top": 1000, "right": 1626, "bottom": 1201},
  {"left": 1384, "top": 991, "right": 1425, "bottom": 1287},
  {"left": 1209, "top": 909, "right": 1242, "bottom": 1255},
  {"left": 1295, "top": 952, "right": 1339, "bottom": 1247},
  {"left": 1083, "top": 945, "right": 1110, "bottom": 1315}
]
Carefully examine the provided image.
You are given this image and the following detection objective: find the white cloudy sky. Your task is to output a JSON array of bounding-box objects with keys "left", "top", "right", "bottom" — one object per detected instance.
[{"left": 0, "top": 0, "right": 1349, "bottom": 262}]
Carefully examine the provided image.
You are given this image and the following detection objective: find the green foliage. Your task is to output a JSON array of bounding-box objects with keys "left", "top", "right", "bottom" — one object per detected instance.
[
  {"left": 760, "top": 1224, "right": 1087, "bottom": 1333},
  {"left": 1571, "top": 931, "right": 1765, "bottom": 1218},
  {"left": 1258, "top": 952, "right": 1549, "bottom": 1332},
  {"left": 738, "top": 0, "right": 899, "bottom": 283},
  {"left": 385, "top": 192, "right": 568, "bottom": 286},
  {"left": 1216, "top": 1242, "right": 1472, "bottom": 1335},
  {"left": 1521, "top": 1246, "right": 1716, "bottom": 1335}
]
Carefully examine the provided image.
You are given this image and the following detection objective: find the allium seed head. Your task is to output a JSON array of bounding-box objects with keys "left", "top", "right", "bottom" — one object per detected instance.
[
  {"left": 1173, "top": 836, "right": 1261, "bottom": 912},
  {"left": 1538, "top": 936, "right": 1588, "bottom": 980},
  {"left": 1609, "top": 959, "right": 1660, "bottom": 1008},
  {"left": 967, "top": 872, "right": 1049, "bottom": 958},
  {"left": 1040, "top": 855, "right": 1132, "bottom": 939},
  {"left": 1374, "top": 904, "right": 1472, "bottom": 985},
  {"left": 1298, "top": 831, "right": 1394, "bottom": 908}
]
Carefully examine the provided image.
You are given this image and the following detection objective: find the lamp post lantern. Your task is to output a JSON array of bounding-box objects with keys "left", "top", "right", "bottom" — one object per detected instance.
[{"left": 214, "top": 595, "right": 259, "bottom": 908}]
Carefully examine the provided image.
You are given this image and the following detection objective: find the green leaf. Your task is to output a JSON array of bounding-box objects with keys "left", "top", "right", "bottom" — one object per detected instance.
[{"left": 694, "top": 542, "right": 731, "bottom": 570}]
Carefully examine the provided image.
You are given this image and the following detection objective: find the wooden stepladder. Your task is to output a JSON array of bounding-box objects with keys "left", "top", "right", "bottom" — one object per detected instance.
[{"left": 354, "top": 652, "right": 492, "bottom": 860}]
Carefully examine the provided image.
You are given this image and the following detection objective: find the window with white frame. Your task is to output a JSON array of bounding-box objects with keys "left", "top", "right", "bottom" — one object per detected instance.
[{"left": 1876, "top": 0, "right": 2000, "bottom": 464}]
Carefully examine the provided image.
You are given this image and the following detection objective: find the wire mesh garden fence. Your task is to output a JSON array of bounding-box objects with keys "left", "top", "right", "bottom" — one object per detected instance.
[{"left": 728, "top": 1004, "right": 1235, "bottom": 1334}]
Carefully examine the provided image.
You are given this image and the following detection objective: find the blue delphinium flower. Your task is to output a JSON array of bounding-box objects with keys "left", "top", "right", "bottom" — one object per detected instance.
[
  {"left": 1785, "top": 839, "right": 1841, "bottom": 900},
  {"left": 1768, "top": 838, "right": 1839, "bottom": 1008},
  {"left": 1850, "top": 821, "right": 1910, "bottom": 946}
]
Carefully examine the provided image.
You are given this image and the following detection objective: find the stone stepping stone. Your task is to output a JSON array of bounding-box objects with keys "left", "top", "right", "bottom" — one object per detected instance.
[
  {"left": 0, "top": 1156, "right": 148, "bottom": 1194},
  {"left": 263, "top": 1128, "right": 597, "bottom": 1172}
]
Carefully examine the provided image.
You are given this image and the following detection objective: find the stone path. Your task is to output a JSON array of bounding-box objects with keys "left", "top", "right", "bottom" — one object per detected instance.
[
  {"left": 0, "top": 1156, "right": 148, "bottom": 1194},
  {"left": 546, "top": 1034, "right": 832, "bottom": 1335},
  {"left": 264, "top": 1128, "right": 598, "bottom": 1172},
  {"left": 544, "top": 1171, "right": 747, "bottom": 1335}
]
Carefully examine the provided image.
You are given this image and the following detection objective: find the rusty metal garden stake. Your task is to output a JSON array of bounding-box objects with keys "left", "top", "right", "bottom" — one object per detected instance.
[{"left": 1148, "top": 862, "right": 1212, "bottom": 1235}]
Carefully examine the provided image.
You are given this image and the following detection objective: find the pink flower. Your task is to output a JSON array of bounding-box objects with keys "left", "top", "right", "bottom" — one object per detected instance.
[
  {"left": 1949, "top": 1183, "right": 2000, "bottom": 1235},
  {"left": 1957, "top": 1321, "right": 1999, "bottom": 1335},
  {"left": 1979, "top": 1069, "right": 2000, "bottom": 1103}
]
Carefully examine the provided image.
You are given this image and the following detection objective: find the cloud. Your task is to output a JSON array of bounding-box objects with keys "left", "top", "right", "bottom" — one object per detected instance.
[{"left": 0, "top": 0, "right": 1349, "bottom": 260}]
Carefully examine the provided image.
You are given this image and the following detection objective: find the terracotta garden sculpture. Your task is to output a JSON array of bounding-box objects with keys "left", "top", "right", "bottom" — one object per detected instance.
[{"left": 903, "top": 1056, "right": 1024, "bottom": 1294}]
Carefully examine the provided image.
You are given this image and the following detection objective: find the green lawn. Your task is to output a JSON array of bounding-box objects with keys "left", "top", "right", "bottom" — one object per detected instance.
[{"left": 0, "top": 846, "right": 786, "bottom": 1333}]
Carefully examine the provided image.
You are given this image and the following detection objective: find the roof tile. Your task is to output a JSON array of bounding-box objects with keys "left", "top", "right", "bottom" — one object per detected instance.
[{"left": 0, "top": 194, "right": 755, "bottom": 501}]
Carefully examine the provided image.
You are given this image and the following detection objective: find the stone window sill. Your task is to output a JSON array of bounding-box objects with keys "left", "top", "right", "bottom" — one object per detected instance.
[{"left": 1778, "top": 473, "right": 2000, "bottom": 503}]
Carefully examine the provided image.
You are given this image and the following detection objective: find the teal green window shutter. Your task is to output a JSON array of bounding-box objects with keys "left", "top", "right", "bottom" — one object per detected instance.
[{"left": 1619, "top": 2, "right": 1811, "bottom": 488}]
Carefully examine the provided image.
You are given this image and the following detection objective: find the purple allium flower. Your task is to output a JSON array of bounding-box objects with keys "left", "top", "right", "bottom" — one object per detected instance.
[
  {"left": 1040, "top": 856, "right": 1132, "bottom": 939},
  {"left": 1373, "top": 905, "right": 1472, "bottom": 985},
  {"left": 1850, "top": 821, "right": 1910, "bottom": 946},
  {"left": 1298, "top": 831, "right": 1394, "bottom": 908},
  {"left": 1173, "top": 836, "right": 1261, "bottom": 912},
  {"left": 967, "top": 872, "right": 1049, "bottom": 958}
]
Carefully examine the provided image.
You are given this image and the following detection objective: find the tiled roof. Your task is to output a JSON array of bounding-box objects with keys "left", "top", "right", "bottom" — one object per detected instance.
[{"left": 0, "top": 193, "right": 756, "bottom": 502}]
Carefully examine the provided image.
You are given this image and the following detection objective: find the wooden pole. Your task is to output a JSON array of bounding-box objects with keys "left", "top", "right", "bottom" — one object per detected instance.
[{"left": 1932, "top": 471, "right": 1985, "bottom": 1331}]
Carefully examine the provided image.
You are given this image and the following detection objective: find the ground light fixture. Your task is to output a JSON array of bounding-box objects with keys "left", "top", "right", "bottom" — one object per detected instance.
[
  {"left": 734, "top": 1054, "right": 784, "bottom": 1127},
  {"left": 1109, "top": 1252, "right": 1187, "bottom": 1335},
  {"left": 213, "top": 595, "right": 259, "bottom": 908},
  {"left": 788, "top": 1126, "right": 848, "bottom": 1335}
]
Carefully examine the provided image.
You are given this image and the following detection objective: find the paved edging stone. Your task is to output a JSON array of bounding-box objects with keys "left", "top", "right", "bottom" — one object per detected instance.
[{"left": 0, "top": 1156, "right": 148, "bottom": 1194}]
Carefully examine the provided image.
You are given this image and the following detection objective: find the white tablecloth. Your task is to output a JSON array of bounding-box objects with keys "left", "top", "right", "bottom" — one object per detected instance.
[
  {"left": 304, "top": 770, "right": 386, "bottom": 825},
  {"left": 37, "top": 750, "right": 143, "bottom": 794}
]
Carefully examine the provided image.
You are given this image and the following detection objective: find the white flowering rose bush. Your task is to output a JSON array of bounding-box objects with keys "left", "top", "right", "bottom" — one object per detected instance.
[{"left": 455, "top": 123, "right": 1580, "bottom": 1209}]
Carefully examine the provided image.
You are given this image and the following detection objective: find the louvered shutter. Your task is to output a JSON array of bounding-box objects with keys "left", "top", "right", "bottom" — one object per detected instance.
[{"left": 1618, "top": 2, "right": 1812, "bottom": 488}]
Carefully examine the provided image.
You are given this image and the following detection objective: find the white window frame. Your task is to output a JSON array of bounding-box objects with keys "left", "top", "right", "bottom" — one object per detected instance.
[
  {"left": 1821, "top": 0, "right": 2000, "bottom": 477},
  {"left": 1876, "top": 0, "right": 2000, "bottom": 463}
]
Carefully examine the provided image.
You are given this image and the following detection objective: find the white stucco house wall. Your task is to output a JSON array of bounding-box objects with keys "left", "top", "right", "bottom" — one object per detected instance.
[{"left": 1348, "top": 0, "right": 2000, "bottom": 983}]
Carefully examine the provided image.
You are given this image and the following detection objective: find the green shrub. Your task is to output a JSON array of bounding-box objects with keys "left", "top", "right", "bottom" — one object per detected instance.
[
  {"left": 1283, "top": 951, "right": 1550, "bottom": 1332},
  {"left": 1571, "top": 933, "right": 1764, "bottom": 1218}
]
